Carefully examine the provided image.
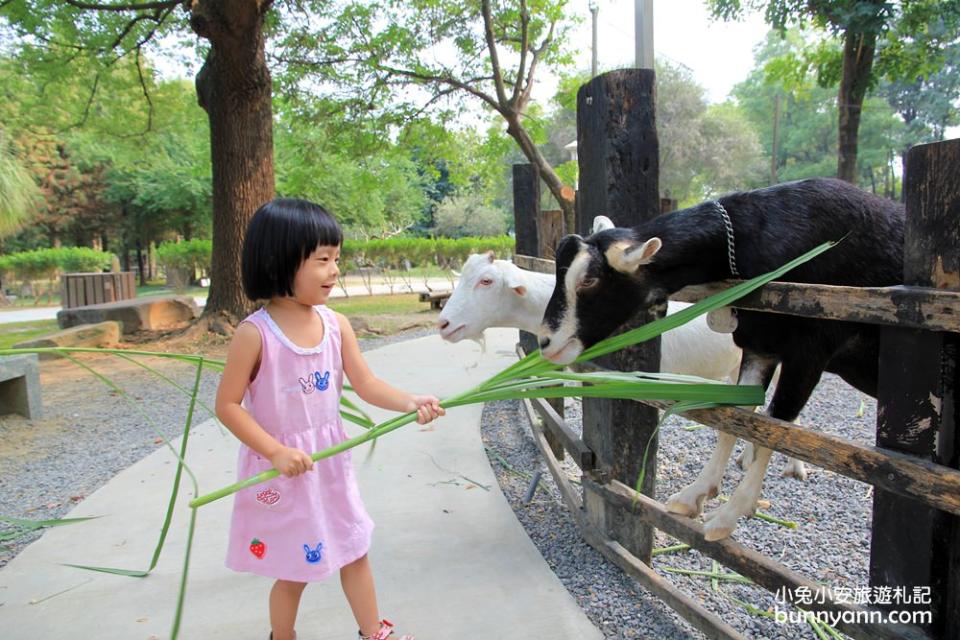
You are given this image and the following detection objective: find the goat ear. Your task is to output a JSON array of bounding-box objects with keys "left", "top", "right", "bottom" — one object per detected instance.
[
  {"left": 592, "top": 215, "right": 615, "bottom": 233},
  {"left": 503, "top": 266, "right": 527, "bottom": 296},
  {"left": 606, "top": 237, "right": 662, "bottom": 274}
]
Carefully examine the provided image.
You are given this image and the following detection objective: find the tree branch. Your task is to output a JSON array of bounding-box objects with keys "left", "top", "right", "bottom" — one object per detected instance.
[
  {"left": 61, "top": 0, "right": 180, "bottom": 12},
  {"left": 519, "top": 19, "right": 555, "bottom": 110},
  {"left": 480, "top": 0, "right": 509, "bottom": 108},
  {"left": 374, "top": 64, "right": 503, "bottom": 114},
  {"left": 510, "top": 0, "right": 530, "bottom": 108}
]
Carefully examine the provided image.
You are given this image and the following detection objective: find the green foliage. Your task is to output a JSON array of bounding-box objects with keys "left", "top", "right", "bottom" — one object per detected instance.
[
  {"left": 733, "top": 29, "right": 906, "bottom": 192},
  {"left": 155, "top": 239, "right": 212, "bottom": 275},
  {"left": 341, "top": 236, "right": 513, "bottom": 271},
  {"left": 0, "top": 128, "right": 39, "bottom": 238},
  {"left": 432, "top": 192, "right": 509, "bottom": 238},
  {"left": 0, "top": 246, "right": 112, "bottom": 281},
  {"left": 549, "top": 62, "right": 766, "bottom": 203}
]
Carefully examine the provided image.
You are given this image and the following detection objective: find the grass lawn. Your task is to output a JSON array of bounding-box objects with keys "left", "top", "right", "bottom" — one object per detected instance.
[
  {"left": 0, "top": 320, "right": 59, "bottom": 350},
  {"left": 327, "top": 293, "right": 426, "bottom": 316}
]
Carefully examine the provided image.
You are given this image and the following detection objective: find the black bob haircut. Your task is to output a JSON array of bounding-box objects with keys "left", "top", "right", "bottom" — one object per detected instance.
[{"left": 242, "top": 198, "right": 343, "bottom": 301}]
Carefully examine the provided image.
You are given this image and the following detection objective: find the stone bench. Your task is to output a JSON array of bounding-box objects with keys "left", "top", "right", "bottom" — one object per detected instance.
[
  {"left": 0, "top": 354, "right": 42, "bottom": 419},
  {"left": 14, "top": 321, "right": 121, "bottom": 359},
  {"left": 57, "top": 295, "right": 199, "bottom": 334}
]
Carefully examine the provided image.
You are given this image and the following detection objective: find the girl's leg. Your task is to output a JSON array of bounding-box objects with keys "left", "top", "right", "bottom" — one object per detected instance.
[
  {"left": 270, "top": 579, "right": 307, "bottom": 640},
  {"left": 340, "top": 554, "right": 380, "bottom": 637}
]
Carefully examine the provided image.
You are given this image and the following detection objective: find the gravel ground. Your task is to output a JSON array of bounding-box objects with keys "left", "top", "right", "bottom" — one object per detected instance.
[
  {"left": 480, "top": 373, "right": 877, "bottom": 640},
  {"left": 0, "top": 328, "right": 436, "bottom": 569},
  {"left": 1, "top": 328, "right": 877, "bottom": 640}
]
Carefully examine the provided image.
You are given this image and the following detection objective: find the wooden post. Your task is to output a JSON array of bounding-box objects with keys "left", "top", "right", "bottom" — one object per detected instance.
[
  {"left": 513, "top": 164, "right": 565, "bottom": 460},
  {"left": 871, "top": 139, "right": 960, "bottom": 638},
  {"left": 537, "top": 210, "right": 564, "bottom": 261},
  {"left": 576, "top": 69, "right": 661, "bottom": 562},
  {"left": 513, "top": 163, "right": 541, "bottom": 359},
  {"left": 660, "top": 198, "right": 677, "bottom": 214}
]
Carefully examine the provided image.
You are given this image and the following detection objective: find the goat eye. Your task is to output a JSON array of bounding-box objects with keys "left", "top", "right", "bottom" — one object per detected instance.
[
  {"left": 577, "top": 277, "right": 598, "bottom": 291},
  {"left": 479, "top": 278, "right": 493, "bottom": 286}
]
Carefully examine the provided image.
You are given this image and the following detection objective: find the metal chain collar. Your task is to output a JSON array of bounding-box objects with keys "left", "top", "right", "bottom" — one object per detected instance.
[{"left": 712, "top": 201, "right": 739, "bottom": 277}]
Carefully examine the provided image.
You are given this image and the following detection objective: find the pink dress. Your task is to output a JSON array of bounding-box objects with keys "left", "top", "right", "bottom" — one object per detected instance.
[{"left": 225, "top": 305, "right": 374, "bottom": 582}]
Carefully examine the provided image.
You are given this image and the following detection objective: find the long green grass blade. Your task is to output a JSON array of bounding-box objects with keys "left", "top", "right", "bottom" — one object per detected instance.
[
  {"left": 0, "top": 515, "right": 100, "bottom": 529},
  {"left": 576, "top": 240, "right": 837, "bottom": 363}
]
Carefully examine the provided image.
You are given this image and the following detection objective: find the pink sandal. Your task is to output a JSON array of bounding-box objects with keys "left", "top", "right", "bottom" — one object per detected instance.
[{"left": 359, "top": 619, "right": 413, "bottom": 640}]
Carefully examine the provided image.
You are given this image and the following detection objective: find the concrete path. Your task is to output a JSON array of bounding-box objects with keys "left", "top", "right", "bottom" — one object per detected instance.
[
  {"left": 0, "top": 329, "right": 602, "bottom": 640},
  {"left": 0, "top": 278, "right": 457, "bottom": 325}
]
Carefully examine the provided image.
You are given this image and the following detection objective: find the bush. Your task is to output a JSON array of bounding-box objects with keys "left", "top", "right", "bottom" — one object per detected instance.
[
  {"left": 156, "top": 239, "right": 212, "bottom": 287},
  {"left": 0, "top": 247, "right": 113, "bottom": 282}
]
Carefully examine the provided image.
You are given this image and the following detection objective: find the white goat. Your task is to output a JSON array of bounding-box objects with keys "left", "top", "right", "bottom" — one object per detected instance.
[
  {"left": 438, "top": 252, "right": 741, "bottom": 381},
  {"left": 438, "top": 251, "right": 805, "bottom": 481}
]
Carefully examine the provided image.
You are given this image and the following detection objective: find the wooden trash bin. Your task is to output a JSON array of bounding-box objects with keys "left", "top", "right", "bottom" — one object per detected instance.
[{"left": 61, "top": 272, "right": 137, "bottom": 309}]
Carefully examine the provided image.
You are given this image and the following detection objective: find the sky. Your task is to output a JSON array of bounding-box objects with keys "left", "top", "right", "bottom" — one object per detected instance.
[{"left": 570, "top": 0, "right": 771, "bottom": 103}]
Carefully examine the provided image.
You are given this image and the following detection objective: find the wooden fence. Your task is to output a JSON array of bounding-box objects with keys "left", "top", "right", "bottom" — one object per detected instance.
[{"left": 510, "top": 69, "right": 958, "bottom": 640}]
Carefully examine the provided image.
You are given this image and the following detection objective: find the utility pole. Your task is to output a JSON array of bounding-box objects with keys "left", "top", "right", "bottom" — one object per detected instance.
[
  {"left": 635, "top": 0, "right": 653, "bottom": 69},
  {"left": 590, "top": 1, "right": 599, "bottom": 77}
]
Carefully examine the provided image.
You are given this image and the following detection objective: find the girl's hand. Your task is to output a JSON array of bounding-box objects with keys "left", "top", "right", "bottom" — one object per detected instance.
[
  {"left": 409, "top": 395, "right": 445, "bottom": 425},
  {"left": 270, "top": 446, "right": 314, "bottom": 477}
]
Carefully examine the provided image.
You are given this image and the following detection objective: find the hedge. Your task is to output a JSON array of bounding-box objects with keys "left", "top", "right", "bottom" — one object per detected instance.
[
  {"left": 153, "top": 236, "right": 515, "bottom": 275},
  {"left": 0, "top": 247, "right": 113, "bottom": 282}
]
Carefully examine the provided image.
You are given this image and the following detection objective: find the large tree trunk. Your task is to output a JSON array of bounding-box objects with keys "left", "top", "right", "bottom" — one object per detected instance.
[
  {"left": 191, "top": 0, "right": 275, "bottom": 323},
  {"left": 837, "top": 28, "right": 878, "bottom": 184}
]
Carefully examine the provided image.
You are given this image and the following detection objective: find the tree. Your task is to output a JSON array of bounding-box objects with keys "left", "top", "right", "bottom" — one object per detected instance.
[
  {"left": 325, "top": 0, "right": 580, "bottom": 231},
  {"left": 733, "top": 29, "right": 906, "bottom": 194},
  {"left": 433, "top": 192, "right": 508, "bottom": 238},
  {"left": 0, "top": 128, "right": 38, "bottom": 240},
  {"left": 547, "top": 62, "right": 765, "bottom": 205},
  {"left": 709, "top": 0, "right": 960, "bottom": 184},
  {"left": 2, "top": 0, "right": 277, "bottom": 323}
]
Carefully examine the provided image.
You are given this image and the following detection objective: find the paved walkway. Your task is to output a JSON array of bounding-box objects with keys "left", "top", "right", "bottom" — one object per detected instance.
[
  {"left": 0, "top": 329, "right": 602, "bottom": 639},
  {"left": 0, "top": 279, "right": 457, "bottom": 325}
]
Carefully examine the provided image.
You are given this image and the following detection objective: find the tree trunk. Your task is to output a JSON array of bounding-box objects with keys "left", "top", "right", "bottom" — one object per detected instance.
[
  {"left": 191, "top": 0, "right": 275, "bottom": 322},
  {"left": 837, "top": 28, "right": 878, "bottom": 184},
  {"left": 505, "top": 117, "right": 576, "bottom": 233}
]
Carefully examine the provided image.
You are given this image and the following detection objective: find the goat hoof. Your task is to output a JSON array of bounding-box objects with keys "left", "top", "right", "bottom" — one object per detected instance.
[
  {"left": 703, "top": 520, "right": 735, "bottom": 542},
  {"left": 666, "top": 496, "right": 700, "bottom": 518},
  {"left": 702, "top": 507, "right": 739, "bottom": 540},
  {"left": 782, "top": 459, "right": 808, "bottom": 481}
]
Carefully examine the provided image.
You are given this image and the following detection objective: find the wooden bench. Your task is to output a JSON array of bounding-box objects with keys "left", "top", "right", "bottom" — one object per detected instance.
[
  {"left": 418, "top": 290, "right": 452, "bottom": 310},
  {"left": 0, "top": 354, "right": 42, "bottom": 419}
]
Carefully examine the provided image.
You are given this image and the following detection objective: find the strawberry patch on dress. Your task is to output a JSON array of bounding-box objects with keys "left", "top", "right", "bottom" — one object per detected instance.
[{"left": 249, "top": 538, "right": 266, "bottom": 559}]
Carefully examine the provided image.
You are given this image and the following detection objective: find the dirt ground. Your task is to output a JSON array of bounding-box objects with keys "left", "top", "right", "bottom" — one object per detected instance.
[{"left": 0, "top": 307, "right": 441, "bottom": 480}]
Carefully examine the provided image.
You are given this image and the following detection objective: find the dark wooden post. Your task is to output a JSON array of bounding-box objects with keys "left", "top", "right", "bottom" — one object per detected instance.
[
  {"left": 537, "top": 210, "right": 564, "bottom": 262},
  {"left": 513, "top": 163, "right": 542, "bottom": 359},
  {"left": 576, "top": 69, "right": 661, "bottom": 562},
  {"left": 871, "top": 139, "right": 960, "bottom": 638},
  {"left": 513, "top": 163, "right": 565, "bottom": 460}
]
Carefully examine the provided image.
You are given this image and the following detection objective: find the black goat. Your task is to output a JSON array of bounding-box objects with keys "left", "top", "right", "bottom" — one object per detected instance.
[{"left": 539, "top": 178, "right": 904, "bottom": 540}]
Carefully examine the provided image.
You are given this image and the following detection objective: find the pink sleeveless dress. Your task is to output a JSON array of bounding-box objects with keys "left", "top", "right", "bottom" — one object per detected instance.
[{"left": 225, "top": 305, "right": 374, "bottom": 582}]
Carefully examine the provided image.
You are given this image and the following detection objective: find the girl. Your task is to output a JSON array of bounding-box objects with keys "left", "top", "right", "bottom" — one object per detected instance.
[{"left": 215, "top": 198, "right": 444, "bottom": 640}]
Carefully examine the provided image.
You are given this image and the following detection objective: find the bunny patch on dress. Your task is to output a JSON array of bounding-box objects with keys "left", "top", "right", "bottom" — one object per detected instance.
[
  {"left": 297, "top": 370, "right": 331, "bottom": 394},
  {"left": 303, "top": 542, "right": 324, "bottom": 564}
]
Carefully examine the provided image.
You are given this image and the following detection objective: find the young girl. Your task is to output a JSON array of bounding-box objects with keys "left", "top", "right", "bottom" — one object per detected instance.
[{"left": 215, "top": 198, "right": 444, "bottom": 640}]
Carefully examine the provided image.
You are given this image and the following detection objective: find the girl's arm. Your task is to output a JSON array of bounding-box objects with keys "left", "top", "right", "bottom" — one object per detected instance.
[
  {"left": 215, "top": 322, "right": 313, "bottom": 476},
  {"left": 336, "top": 312, "right": 444, "bottom": 424}
]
